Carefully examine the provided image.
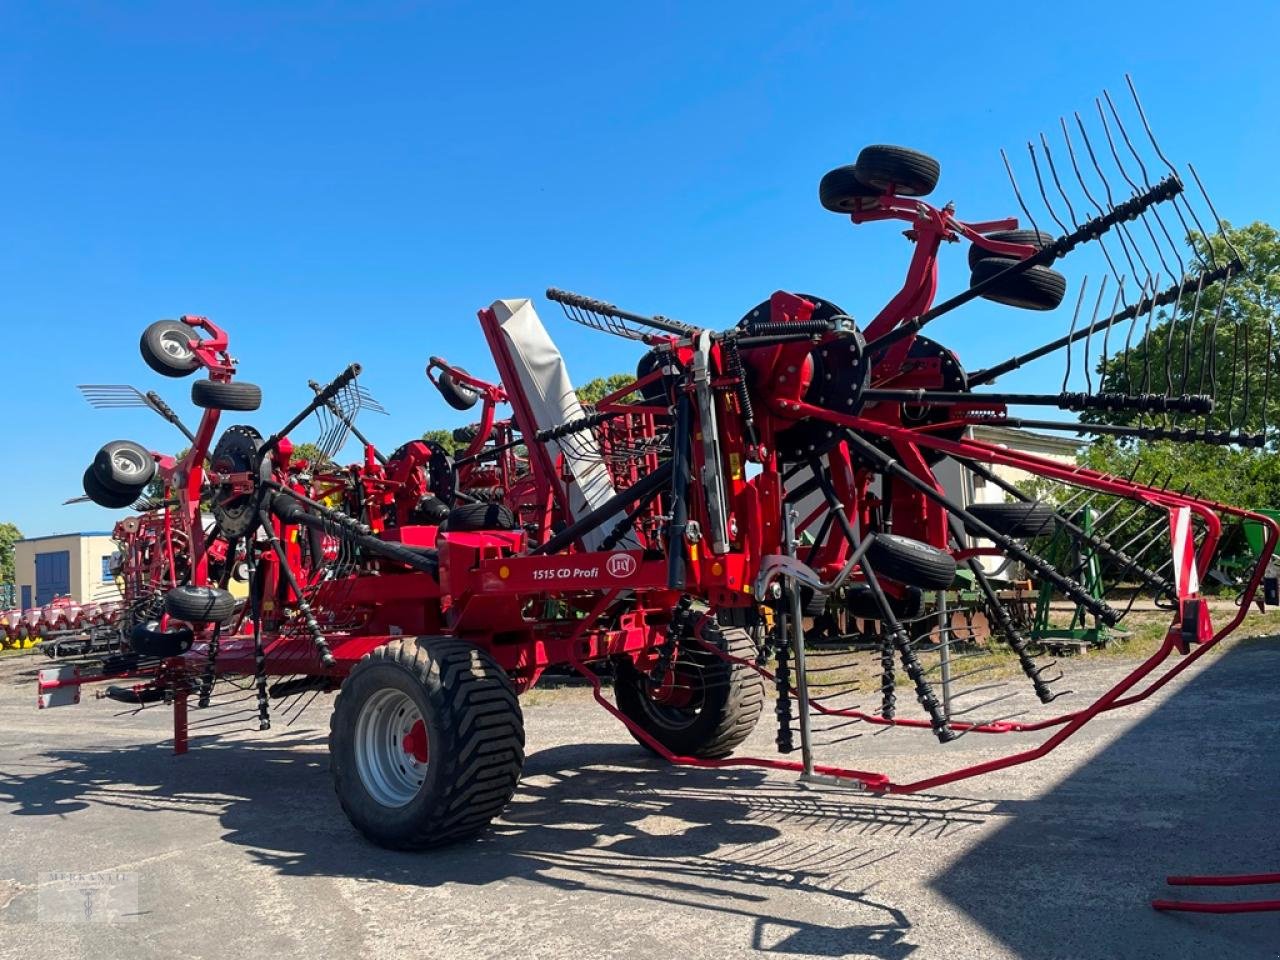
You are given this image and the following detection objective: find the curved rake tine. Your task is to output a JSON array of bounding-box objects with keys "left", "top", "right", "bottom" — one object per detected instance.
[
  {"left": 1027, "top": 141, "right": 1072, "bottom": 235},
  {"left": 1061, "top": 279, "right": 1088, "bottom": 391},
  {"left": 1101, "top": 88, "right": 1183, "bottom": 279},
  {"left": 1000, "top": 148, "right": 1045, "bottom": 240},
  {"left": 1068, "top": 111, "right": 1146, "bottom": 283}
]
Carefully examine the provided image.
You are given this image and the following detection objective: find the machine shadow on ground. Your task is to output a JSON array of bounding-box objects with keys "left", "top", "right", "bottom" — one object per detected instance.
[
  {"left": 932, "top": 640, "right": 1280, "bottom": 959},
  {"left": 0, "top": 703, "right": 1011, "bottom": 958}
]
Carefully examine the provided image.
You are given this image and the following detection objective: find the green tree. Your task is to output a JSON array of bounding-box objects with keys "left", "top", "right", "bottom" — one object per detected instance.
[
  {"left": 0, "top": 521, "right": 22, "bottom": 585},
  {"left": 576, "top": 373, "right": 635, "bottom": 405},
  {"left": 290, "top": 441, "right": 336, "bottom": 470},
  {"left": 1085, "top": 221, "right": 1280, "bottom": 508},
  {"left": 422, "top": 429, "right": 465, "bottom": 455}
]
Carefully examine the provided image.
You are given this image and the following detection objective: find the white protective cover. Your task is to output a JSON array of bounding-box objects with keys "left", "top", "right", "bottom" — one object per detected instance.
[{"left": 491, "top": 298, "right": 639, "bottom": 551}]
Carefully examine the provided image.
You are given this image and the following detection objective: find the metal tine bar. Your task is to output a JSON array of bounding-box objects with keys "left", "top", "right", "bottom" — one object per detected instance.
[
  {"left": 945, "top": 711, "right": 1032, "bottom": 742},
  {"left": 1069, "top": 112, "right": 1147, "bottom": 289},
  {"left": 944, "top": 695, "right": 1023, "bottom": 727},
  {"left": 1227, "top": 323, "right": 1242, "bottom": 431},
  {"left": 1027, "top": 141, "right": 1071, "bottom": 235},
  {"left": 1137, "top": 280, "right": 1158, "bottom": 396},
  {"left": 811, "top": 732, "right": 866, "bottom": 747},
  {"left": 1122, "top": 82, "right": 1217, "bottom": 269},
  {"left": 1000, "top": 148, "right": 1046, "bottom": 240},
  {"left": 971, "top": 257, "right": 1239, "bottom": 387},
  {"left": 1243, "top": 320, "right": 1254, "bottom": 433},
  {"left": 1206, "top": 285, "right": 1228, "bottom": 426},
  {"left": 1100, "top": 282, "right": 1125, "bottom": 387},
  {"left": 1061, "top": 279, "right": 1087, "bottom": 391},
  {"left": 808, "top": 716, "right": 865, "bottom": 733},
  {"left": 353, "top": 383, "right": 388, "bottom": 415},
  {"left": 1081, "top": 276, "right": 1111, "bottom": 392},
  {"left": 1264, "top": 327, "right": 1274, "bottom": 436},
  {"left": 1038, "top": 132, "right": 1082, "bottom": 230},
  {"left": 1105, "top": 96, "right": 1185, "bottom": 286},
  {"left": 1180, "top": 273, "right": 1207, "bottom": 395},
  {"left": 1100, "top": 89, "right": 1184, "bottom": 282},
  {"left": 1187, "top": 163, "right": 1244, "bottom": 265}
]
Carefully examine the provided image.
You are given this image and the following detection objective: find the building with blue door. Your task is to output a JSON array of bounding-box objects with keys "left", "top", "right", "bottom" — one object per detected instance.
[{"left": 11, "top": 531, "right": 117, "bottom": 610}]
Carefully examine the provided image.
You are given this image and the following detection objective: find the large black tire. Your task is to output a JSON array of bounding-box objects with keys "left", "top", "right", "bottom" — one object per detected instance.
[
  {"left": 82, "top": 467, "right": 140, "bottom": 509},
  {"left": 92, "top": 440, "right": 156, "bottom": 494},
  {"left": 164, "top": 585, "right": 236, "bottom": 623},
  {"left": 614, "top": 619, "right": 764, "bottom": 759},
  {"left": 965, "top": 502, "right": 1057, "bottom": 538},
  {"left": 865, "top": 534, "right": 957, "bottom": 590},
  {"left": 437, "top": 369, "right": 479, "bottom": 411},
  {"left": 329, "top": 637, "right": 525, "bottom": 850},
  {"left": 819, "top": 164, "right": 883, "bottom": 213},
  {"left": 191, "top": 379, "right": 262, "bottom": 412},
  {"left": 853, "top": 145, "right": 941, "bottom": 197},
  {"left": 970, "top": 257, "right": 1067, "bottom": 311},
  {"left": 967, "top": 229, "right": 1056, "bottom": 270},
  {"left": 140, "top": 320, "right": 201, "bottom": 377},
  {"left": 443, "top": 502, "right": 516, "bottom": 531},
  {"left": 129, "top": 620, "right": 195, "bottom": 658}
]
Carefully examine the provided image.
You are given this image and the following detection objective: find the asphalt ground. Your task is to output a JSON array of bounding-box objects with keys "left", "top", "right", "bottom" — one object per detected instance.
[{"left": 1, "top": 639, "right": 1278, "bottom": 960}]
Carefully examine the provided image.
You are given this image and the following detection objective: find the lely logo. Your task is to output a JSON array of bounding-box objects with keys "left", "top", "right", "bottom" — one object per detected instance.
[{"left": 606, "top": 554, "right": 637, "bottom": 578}]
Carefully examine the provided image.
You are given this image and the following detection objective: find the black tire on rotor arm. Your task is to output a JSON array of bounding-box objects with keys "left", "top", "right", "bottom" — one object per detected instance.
[
  {"left": 140, "top": 319, "right": 202, "bottom": 377},
  {"left": 970, "top": 256, "right": 1067, "bottom": 311},
  {"left": 614, "top": 618, "right": 764, "bottom": 759},
  {"left": 329, "top": 636, "right": 525, "bottom": 849},
  {"left": 164, "top": 585, "right": 236, "bottom": 624},
  {"left": 129, "top": 620, "right": 195, "bottom": 658},
  {"left": 437, "top": 369, "right": 479, "bottom": 411},
  {"left": 819, "top": 164, "right": 884, "bottom": 213},
  {"left": 964, "top": 502, "right": 1057, "bottom": 539},
  {"left": 967, "top": 229, "right": 1056, "bottom": 270},
  {"left": 92, "top": 440, "right": 156, "bottom": 494},
  {"left": 843, "top": 432, "right": 1122, "bottom": 626},
  {"left": 853, "top": 145, "right": 941, "bottom": 197},
  {"left": 865, "top": 533, "right": 957, "bottom": 590},
  {"left": 191, "top": 379, "right": 263, "bottom": 412},
  {"left": 82, "top": 466, "right": 141, "bottom": 509},
  {"left": 805, "top": 460, "right": 956, "bottom": 742}
]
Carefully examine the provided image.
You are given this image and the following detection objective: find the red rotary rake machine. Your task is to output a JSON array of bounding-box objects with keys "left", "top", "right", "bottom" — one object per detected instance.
[{"left": 41, "top": 79, "right": 1278, "bottom": 852}]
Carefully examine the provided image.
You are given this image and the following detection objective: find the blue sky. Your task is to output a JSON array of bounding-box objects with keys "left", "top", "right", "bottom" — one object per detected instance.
[{"left": 2, "top": 1, "right": 1278, "bottom": 537}]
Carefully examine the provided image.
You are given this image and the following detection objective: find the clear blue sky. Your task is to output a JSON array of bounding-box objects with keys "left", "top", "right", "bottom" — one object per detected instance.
[{"left": 3, "top": 1, "right": 1278, "bottom": 537}]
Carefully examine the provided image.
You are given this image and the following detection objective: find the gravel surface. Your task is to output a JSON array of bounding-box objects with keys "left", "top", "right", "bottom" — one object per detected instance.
[{"left": 1, "top": 639, "right": 1277, "bottom": 959}]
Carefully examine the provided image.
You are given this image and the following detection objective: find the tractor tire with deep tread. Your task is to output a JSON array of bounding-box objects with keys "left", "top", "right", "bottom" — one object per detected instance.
[
  {"left": 970, "top": 256, "right": 1067, "bottom": 311},
  {"left": 865, "top": 533, "right": 957, "bottom": 590},
  {"left": 443, "top": 503, "right": 516, "bottom": 531},
  {"left": 614, "top": 619, "right": 764, "bottom": 759},
  {"left": 329, "top": 636, "right": 525, "bottom": 850},
  {"left": 140, "top": 320, "right": 201, "bottom": 377},
  {"left": 82, "top": 467, "right": 141, "bottom": 509},
  {"left": 965, "top": 502, "right": 1057, "bottom": 538},
  {"left": 819, "top": 164, "right": 884, "bottom": 213},
  {"left": 92, "top": 440, "right": 156, "bottom": 494},
  {"left": 853, "top": 145, "right": 941, "bottom": 197},
  {"left": 164, "top": 585, "right": 237, "bottom": 623},
  {"left": 967, "top": 229, "right": 1056, "bottom": 270},
  {"left": 191, "top": 379, "right": 263, "bottom": 412}
]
